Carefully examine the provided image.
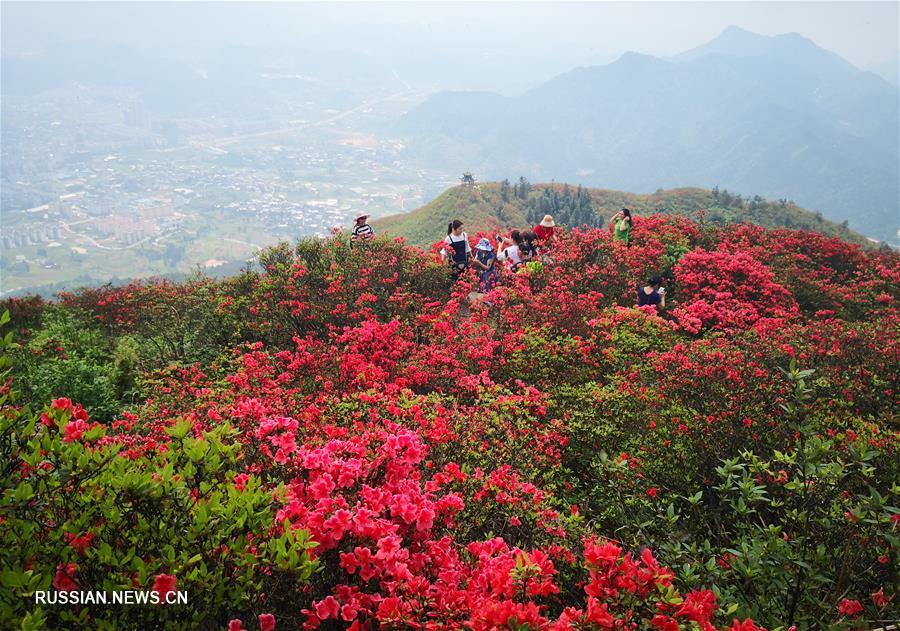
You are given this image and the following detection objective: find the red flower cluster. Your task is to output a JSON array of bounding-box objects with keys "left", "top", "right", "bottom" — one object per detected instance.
[
  {"left": 150, "top": 573, "right": 178, "bottom": 602},
  {"left": 673, "top": 250, "right": 798, "bottom": 333}
]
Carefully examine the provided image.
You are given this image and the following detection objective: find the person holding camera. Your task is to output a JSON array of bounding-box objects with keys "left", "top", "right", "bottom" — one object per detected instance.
[
  {"left": 496, "top": 230, "right": 524, "bottom": 269},
  {"left": 637, "top": 275, "right": 666, "bottom": 309}
]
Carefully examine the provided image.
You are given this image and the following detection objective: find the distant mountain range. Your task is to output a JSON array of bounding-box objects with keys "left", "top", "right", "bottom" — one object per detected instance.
[
  {"left": 397, "top": 26, "right": 899, "bottom": 243},
  {"left": 375, "top": 180, "right": 870, "bottom": 247}
]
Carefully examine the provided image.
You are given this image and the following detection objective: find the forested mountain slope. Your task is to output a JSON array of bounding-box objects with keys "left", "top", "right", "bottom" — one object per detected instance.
[{"left": 376, "top": 180, "right": 872, "bottom": 247}]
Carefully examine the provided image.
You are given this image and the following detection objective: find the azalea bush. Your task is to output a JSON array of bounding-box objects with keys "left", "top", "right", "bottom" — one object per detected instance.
[
  {"left": 1, "top": 217, "right": 897, "bottom": 630},
  {"left": 0, "top": 318, "right": 317, "bottom": 629},
  {"left": 671, "top": 249, "right": 799, "bottom": 333}
]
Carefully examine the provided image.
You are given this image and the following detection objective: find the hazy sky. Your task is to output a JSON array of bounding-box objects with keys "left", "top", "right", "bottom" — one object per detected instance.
[
  {"left": 2, "top": 1, "right": 898, "bottom": 94},
  {"left": 3, "top": 1, "right": 898, "bottom": 64}
]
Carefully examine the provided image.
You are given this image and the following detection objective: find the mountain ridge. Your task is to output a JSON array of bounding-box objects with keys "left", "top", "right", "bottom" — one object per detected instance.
[
  {"left": 673, "top": 25, "right": 855, "bottom": 70},
  {"left": 375, "top": 181, "right": 872, "bottom": 247},
  {"left": 397, "top": 26, "right": 899, "bottom": 243}
]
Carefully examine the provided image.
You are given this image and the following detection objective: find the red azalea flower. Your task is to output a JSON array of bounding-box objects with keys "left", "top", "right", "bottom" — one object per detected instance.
[
  {"left": 314, "top": 596, "right": 339, "bottom": 620},
  {"left": 51, "top": 397, "right": 73, "bottom": 412},
  {"left": 871, "top": 589, "right": 892, "bottom": 608},
  {"left": 730, "top": 620, "right": 766, "bottom": 631},
  {"left": 585, "top": 600, "right": 615, "bottom": 627},
  {"left": 151, "top": 573, "right": 177, "bottom": 601},
  {"left": 650, "top": 615, "right": 679, "bottom": 631},
  {"left": 53, "top": 563, "right": 78, "bottom": 591},
  {"left": 64, "top": 531, "right": 94, "bottom": 555},
  {"left": 377, "top": 597, "right": 404, "bottom": 622},
  {"left": 63, "top": 419, "right": 89, "bottom": 443},
  {"left": 233, "top": 473, "right": 250, "bottom": 491},
  {"left": 258, "top": 613, "right": 276, "bottom": 631},
  {"left": 837, "top": 598, "right": 863, "bottom": 617}
]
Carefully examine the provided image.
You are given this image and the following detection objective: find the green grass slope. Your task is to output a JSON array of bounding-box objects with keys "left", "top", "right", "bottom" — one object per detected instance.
[
  {"left": 375, "top": 182, "right": 872, "bottom": 247},
  {"left": 376, "top": 183, "right": 530, "bottom": 246}
]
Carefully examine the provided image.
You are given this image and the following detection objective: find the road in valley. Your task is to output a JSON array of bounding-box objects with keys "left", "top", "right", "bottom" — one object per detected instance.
[{"left": 203, "top": 88, "right": 417, "bottom": 149}]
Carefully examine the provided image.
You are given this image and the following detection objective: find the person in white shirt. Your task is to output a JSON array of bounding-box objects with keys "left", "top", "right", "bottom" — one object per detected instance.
[
  {"left": 497, "top": 229, "right": 524, "bottom": 269},
  {"left": 441, "top": 219, "right": 471, "bottom": 282}
]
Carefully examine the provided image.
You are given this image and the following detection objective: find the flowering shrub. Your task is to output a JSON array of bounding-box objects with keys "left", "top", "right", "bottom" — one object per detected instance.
[
  {"left": 0, "top": 393, "right": 317, "bottom": 628},
  {"left": 1, "top": 219, "right": 897, "bottom": 629},
  {"left": 671, "top": 250, "right": 799, "bottom": 333}
]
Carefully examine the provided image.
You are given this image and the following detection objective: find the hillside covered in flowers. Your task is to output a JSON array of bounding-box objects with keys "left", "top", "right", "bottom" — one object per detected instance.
[{"left": 1, "top": 216, "right": 898, "bottom": 630}]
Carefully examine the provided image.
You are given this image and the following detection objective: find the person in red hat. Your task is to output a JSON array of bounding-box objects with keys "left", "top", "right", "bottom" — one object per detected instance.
[{"left": 351, "top": 213, "right": 374, "bottom": 240}]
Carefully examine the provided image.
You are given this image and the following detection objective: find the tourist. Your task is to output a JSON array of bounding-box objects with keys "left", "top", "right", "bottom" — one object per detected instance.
[
  {"left": 473, "top": 237, "right": 498, "bottom": 292},
  {"left": 441, "top": 220, "right": 472, "bottom": 282},
  {"left": 497, "top": 229, "right": 524, "bottom": 269},
  {"left": 351, "top": 213, "right": 374, "bottom": 240},
  {"left": 521, "top": 230, "right": 539, "bottom": 261},
  {"left": 533, "top": 214, "right": 556, "bottom": 243},
  {"left": 610, "top": 208, "right": 632, "bottom": 246},
  {"left": 637, "top": 275, "right": 666, "bottom": 309}
]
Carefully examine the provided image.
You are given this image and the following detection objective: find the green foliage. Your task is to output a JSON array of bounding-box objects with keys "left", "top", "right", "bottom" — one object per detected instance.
[
  {"left": 127, "top": 277, "right": 245, "bottom": 367},
  {"left": 590, "top": 361, "right": 899, "bottom": 629},
  {"left": 376, "top": 182, "right": 533, "bottom": 245},
  {"left": 249, "top": 235, "right": 449, "bottom": 345},
  {"left": 0, "top": 316, "right": 317, "bottom": 629},
  {"left": 110, "top": 336, "right": 141, "bottom": 401},
  {"left": 14, "top": 306, "right": 121, "bottom": 422},
  {"left": 527, "top": 184, "right": 600, "bottom": 228},
  {"left": 497, "top": 327, "right": 596, "bottom": 387}
]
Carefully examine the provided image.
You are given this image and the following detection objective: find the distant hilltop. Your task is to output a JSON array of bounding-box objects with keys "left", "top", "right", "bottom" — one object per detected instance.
[
  {"left": 396, "top": 26, "right": 899, "bottom": 243},
  {"left": 375, "top": 180, "right": 873, "bottom": 247}
]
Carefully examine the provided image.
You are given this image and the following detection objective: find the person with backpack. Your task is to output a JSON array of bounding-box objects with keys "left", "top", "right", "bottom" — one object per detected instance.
[{"left": 441, "top": 219, "right": 472, "bottom": 282}]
